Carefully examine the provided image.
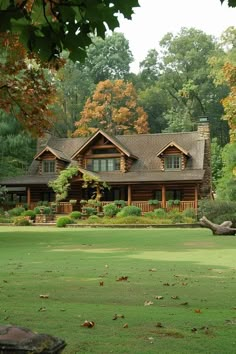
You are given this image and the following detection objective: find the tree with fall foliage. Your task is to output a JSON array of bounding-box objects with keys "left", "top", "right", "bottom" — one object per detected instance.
[
  {"left": 73, "top": 80, "right": 149, "bottom": 136},
  {"left": 0, "top": 33, "right": 57, "bottom": 136}
]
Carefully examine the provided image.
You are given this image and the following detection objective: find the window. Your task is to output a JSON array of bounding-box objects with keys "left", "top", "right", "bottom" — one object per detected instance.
[
  {"left": 166, "top": 190, "right": 182, "bottom": 200},
  {"left": 87, "top": 158, "right": 120, "bottom": 172},
  {"left": 165, "top": 155, "right": 181, "bottom": 170},
  {"left": 43, "top": 160, "right": 55, "bottom": 173}
]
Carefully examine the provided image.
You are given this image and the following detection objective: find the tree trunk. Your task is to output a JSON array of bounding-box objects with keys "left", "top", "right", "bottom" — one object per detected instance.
[{"left": 199, "top": 216, "right": 236, "bottom": 235}]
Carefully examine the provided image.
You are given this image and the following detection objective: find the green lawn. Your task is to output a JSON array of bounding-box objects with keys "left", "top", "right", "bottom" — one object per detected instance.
[{"left": 0, "top": 226, "right": 236, "bottom": 354}]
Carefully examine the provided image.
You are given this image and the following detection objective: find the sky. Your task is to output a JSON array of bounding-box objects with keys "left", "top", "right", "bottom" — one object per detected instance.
[{"left": 116, "top": 0, "right": 236, "bottom": 73}]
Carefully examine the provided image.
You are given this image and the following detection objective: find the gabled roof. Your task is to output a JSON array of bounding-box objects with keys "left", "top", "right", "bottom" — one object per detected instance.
[
  {"left": 71, "top": 129, "right": 138, "bottom": 160},
  {"left": 34, "top": 146, "right": 70, "bottom": 162},
  {"left": 156, "top": 141, "right": 190, "bottom": 157}
]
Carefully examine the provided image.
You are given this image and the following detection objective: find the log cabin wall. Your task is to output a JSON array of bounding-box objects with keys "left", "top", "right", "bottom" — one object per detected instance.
[
  {"left": 130, "top": 183, "right": 196, "bottom": 201},
  {"left": 30, "top": 185, "right": 54, "bottom": 202}
]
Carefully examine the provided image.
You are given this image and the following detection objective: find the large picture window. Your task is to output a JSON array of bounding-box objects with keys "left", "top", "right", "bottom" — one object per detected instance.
[
  {"left": 87, "top": 158, "right": 120, "bottom": 172},
  {"left": 165, "top": 155, "right": 181, "bottom": 170},
  {"left": 42, "top": 160, "right": 55, "bottom": 173}
]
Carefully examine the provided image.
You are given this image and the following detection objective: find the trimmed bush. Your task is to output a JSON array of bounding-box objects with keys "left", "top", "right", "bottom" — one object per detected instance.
[
  {"left": 33, "top": 207, "right": 41, "bottom": 215},
  {"left": 56, "top": 216, "right": 73, "bottom": 227},
  {"left": 87, "top": 215, "right": 102, "bottom": 224},
  {"left": 22, "top": 210, "right": 36, "bottom": 220},
  {"left": 114, "top": 200, "right": 126, "bottom": 207},
  {"left": 103, "top": 203, "right": 119, "bottom": 217},
  {"left": 8, "top": 207, "right": 25, "bottom": 217},
  {"left": 70, "top": 211, "right": 82, "bottom": 220},
  {"left": 117, "top": 205, "right": 141, "bottom": 217}
]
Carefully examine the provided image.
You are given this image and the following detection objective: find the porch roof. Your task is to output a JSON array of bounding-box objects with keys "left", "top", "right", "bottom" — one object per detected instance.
[{"left": 0, "top": 169, "right": 204, "bottom": 186}]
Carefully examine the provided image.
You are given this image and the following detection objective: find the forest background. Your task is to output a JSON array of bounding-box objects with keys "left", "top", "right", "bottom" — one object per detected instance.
[{"left": 0, "top": 0, "right": 236, "bottom": 201}]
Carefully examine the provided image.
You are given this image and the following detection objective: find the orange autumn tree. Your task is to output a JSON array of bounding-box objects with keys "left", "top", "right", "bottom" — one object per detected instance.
[
  {"left": 0, "top": 33, "right": 58, "bottom": 136},
  {"left": 73, "top": 79, "right": 149, "bottom": 136}
]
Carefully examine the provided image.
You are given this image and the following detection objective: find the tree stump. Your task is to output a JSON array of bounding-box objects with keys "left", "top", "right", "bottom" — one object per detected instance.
[{"left": 199, "top": 216, "right": 236, "bottom": 235}]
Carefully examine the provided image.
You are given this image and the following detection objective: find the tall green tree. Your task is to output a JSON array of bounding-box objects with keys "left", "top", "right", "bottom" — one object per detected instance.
[
  {"left": 85, "top": 32, "right": 134, "bottom": 84},
  {"left": 0, "top": 111, "right": 36, "bottom": 177}
]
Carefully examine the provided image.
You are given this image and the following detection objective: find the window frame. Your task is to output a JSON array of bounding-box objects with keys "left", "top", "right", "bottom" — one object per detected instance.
[
  {"left": 42, "top": 160, "right": 56, "bottom": 174},
  {"left": 87, "top": 158, "right": 120, "bottom": 172},
  {"left": 164, "top": 155, "right": 182, "bottom": 170}
]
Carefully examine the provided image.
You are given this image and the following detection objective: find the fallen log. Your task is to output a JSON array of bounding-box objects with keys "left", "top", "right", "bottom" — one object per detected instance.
[{"left": 199, "top": 216, "right": 236, "bottom": 235}]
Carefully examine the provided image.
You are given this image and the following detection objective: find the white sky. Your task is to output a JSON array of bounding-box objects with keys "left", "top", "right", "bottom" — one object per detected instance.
[{"left": 116, "top": 0, "right": 236, "bottom": 73}]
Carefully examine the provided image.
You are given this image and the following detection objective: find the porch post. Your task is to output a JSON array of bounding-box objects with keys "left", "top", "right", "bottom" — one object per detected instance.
[
  {"left": 27, "top": 187, "right": 31, "bottom": 208},
  {"left": 161, "top": 185, "right": 166, "bottom": 209},
  {"left": 194, "top": 184, "right": 198, "bottom": 212},
  {"left": 127, "top": 185, "right": 132, "bottom": 206}
]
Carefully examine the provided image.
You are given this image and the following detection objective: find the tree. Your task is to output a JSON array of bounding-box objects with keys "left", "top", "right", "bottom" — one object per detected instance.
[
  {"left": 0, "top": 111, "right": 36, "bottom": 178},
  {"left": 157, "top": 28, "right": 228, "bottom": 142},
  {"left": 0, "top": 0, "right": 139, "bottom": 62},
  {"left": 73, "top": 79, "right": 149, "bottom": 136},
  {"left": 216, "top": 143, "right": 236, "bottom": 200},
  {"left": 84, "top": 32, "right": 133, "bottom": 84},
  {"left": 211, "top": 138, "right": 223, "bottom": 190},
  {"left": 220, "top": 0, "right": 236, "bottom": 7},
  {"left": 0, "top": 33, "right": 58, "bottom": 136}
]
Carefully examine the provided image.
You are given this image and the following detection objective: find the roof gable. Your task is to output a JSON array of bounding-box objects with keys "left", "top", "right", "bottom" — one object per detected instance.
[
  {"left": 34, "top": 146, "right": 70, "bottom": 162},
  {"left": 71, "top": 129, "right": 137, "bottom": 160},
  {"left": 156, "top": 141, "right": 190, "bottom": 157}
]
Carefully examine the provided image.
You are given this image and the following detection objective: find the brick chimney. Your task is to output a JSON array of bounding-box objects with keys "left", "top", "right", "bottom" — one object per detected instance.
[{"left": 197, "top": 116, "right": 212, "bottom": 198}]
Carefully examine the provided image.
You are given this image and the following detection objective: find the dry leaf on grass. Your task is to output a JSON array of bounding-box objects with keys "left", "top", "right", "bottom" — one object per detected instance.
[
  {"left": 194, "top": 309, "right": 202, "bottom": 313},
  {"left": 155, "top": 322, "right": 164, "bottom": 328},
  {"left": 155, "top": 296, "right": 164, "bottom": 300},
  {"left": 171, "top": 296, "right": 179, "bottom": 300},
  {"left": 180, "top": 302, "right": 189, "bottom": 306},
  {"left": 38, "top": 307, "right": 46, "bottom": 312},
  {"left": 81, "top": 320, "right": 95, "bottom": 328},
  {"left": 123, "top": 323, "right": 128, "bottom": 328},
  {"left": 99, "top": 281, "right": 104, "bottom": 286},
  {"left": 144, "top": 300, "right": 154, "bottom": 306},
  {"left": 149, "top": 268, "right": 157, "bottom": 272},
  {"left": 116, "top": 276, "right": 128, "bottom": 281},
  {"left": 112, "top": 314, "right": 125, "bottom": 320},
  {"left": 39, "top": 294, "right": 49, "bottom": 299}
]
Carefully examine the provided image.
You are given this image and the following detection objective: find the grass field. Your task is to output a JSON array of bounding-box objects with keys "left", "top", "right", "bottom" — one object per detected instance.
[{"left": 0, "top": 226, "right": 236, "bottom": 354}]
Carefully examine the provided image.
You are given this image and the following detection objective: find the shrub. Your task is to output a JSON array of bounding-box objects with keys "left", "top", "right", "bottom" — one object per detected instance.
[
  {"left": 14, "top": 216, "right": 30, "bottom": 226},
  {"left": 173, "top": 199, "right": 180, "bottom": 205},
  {"left": 43, "top": 206, "right": 52, "bottom": 215},
  {"left": 198, "top": 200, "right": 236, "bottom": 226},
  {"left": 182, "top": 208, "right": 196, "bottom": 219},
  {"left": 70, "top": 211, "right": 82, "bottom": 220},
  {"left": 153, "top": 208, "right": 167, "bottom": 218},
  {"left": 103, "top": 203, "right": 119, "bottom": 217},
  {"left": 8, "top": 207, "right": 25, "bottom": 217},
  {"left": 56, "top": 216, "right": 73, "bottom": 227},
  {"left": 167, "top": 210, "right": 184, "bottom": 223},
  {"left": 87, "top": 215, "right": 102, "bottom": 224},
  {"left": 117, "top": 205, "right": 141, "bottom": 217},
  {"left": 82, "top": 207, "right": 97, "bottom": 216},
  {"left": 37, "top": 201, "right": 49, "bottom": 206},
  {"left": 33, "top": 207, "right": 41, "bottom": 215},
  {"left": 144, "top": 211, "right": 155, "bottom": 218},
  {"left": 22, "top": 210, "right": 36, "bottom": 220}
]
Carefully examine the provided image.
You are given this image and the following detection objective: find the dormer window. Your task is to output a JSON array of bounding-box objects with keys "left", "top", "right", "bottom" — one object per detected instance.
[
  {"left": 165, "top": 155, "right": 181, "bottom": 170},
  {"left": 43, "top": 160, "right": 55, "bottom": 173},
  {"left": 87, "top": 158, "right": 120, "bottom": 172}
]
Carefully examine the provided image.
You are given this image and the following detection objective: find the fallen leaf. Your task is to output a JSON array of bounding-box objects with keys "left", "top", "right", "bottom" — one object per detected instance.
[
  {"left": 182, "top": 282, "right": 188, "bottom": 286},
  {"left": 123, "top": 323, "right": 128, "bottom": 328},
  {"left": 99, "top": 281, "right": 104, "bottom": 286},
  {"left": 163, "top": 283, "right": 170, "bottom": 286},
  {"left": 171, "top": 296, "right": 179, "bottom": 300},
  {"left": 144, "top": 300, "right": 154, "bottom": 306},
  {"left": 112, "top": 314, "right": 125, "bottom": 320},
  {"left": 38, "top": 307, "right": 46, "bottom": 312},
  {"left": 116, "top": 276, "right": 128, "bottom": 281},
  {"left": 149, "top": 268, "right": 157, "bottom": 272},
  {"left": 180, "top": 302, "right": 189, "bottom": 306},
  {"left": 155, "top": 322, "right": 164, "bottom": 328},
  {"left": 81, "top": 320, "right": 95, "bottom": 328},
  {"left": 39, "top": 294, "right": 49, "bottom": 299},
  {"left": 191, "top": 328, "right": 197, "bottom": 332},
  {"left": 155, "top": 296, "right": 164, "bottom": 300},
  {"left": 194, "top": 309, "right": 202, "bottom": 313}
]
